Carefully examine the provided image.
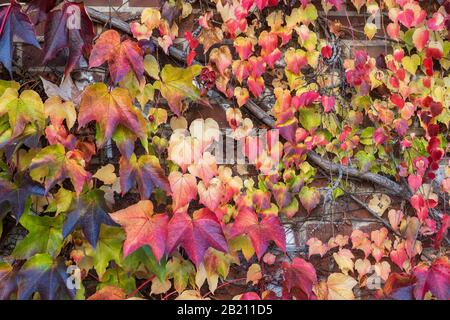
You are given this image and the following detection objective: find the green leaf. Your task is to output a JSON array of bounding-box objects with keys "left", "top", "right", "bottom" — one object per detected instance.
[
  {"left": 86, "top": 225, "right": 124, "bottom": 280},
  {"left": 360, "top": 127, "right": 374, "bottom": 145},
  {"left": 29, "top": 143, "right": 91, "bottom": 196},
  {"left": 355, "top": 150, "right": 376, "bottom": 172},
  {"left": 166, "top": 255, "right": 195, "bottom": 293},
  {"left": 144, "top": 55, "right": 160, "bottom": 80},
  {"left": 122, "top": 245, "right": 167, "bottom": 281},
  {"left": 153, "top": 64, "right": 202, "bottom": 115},
  {"left": 299, "top": 107, "right": 321, "bottom": 131},
  {"left": 0, "top": 88, "right": 45, "bottom": 138},
  {"left": 137, "top": 84, "right": 155, "bottom": 108},
  {"left": 0, "top": 176, "right": 45, "bottom": 220},
  {"left": 18, "top": 254, "right": 75, "bottom": 300},
  {"left": 97, "top": 266, "right": 136, "bottom": 294},
  {"left": 299, "top": 185, "right": 320, "bottom": 214},
  {"left": 45, "top": 187, "right": 74, "bottom": 215},
  {"left": 402, "top": 54, "right": 421, "bottom": 75},
  {"left": 0, "top": 80, "right": 20, "bottom": 97},
  {"left": 62, "top": 189, "right": 118, "bottom": 248},
  {"left": 13, "top": 201, "right": 64, "bottom": 260}
]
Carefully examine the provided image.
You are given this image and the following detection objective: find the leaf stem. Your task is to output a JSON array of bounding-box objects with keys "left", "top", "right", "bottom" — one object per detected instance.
[{"left": 126, "top": 275, "right": 155, "bottom": 299}]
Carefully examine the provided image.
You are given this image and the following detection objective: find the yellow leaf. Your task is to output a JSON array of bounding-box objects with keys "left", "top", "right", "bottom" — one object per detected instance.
[
  {"left": 246, "top": 263, "right": 262, "bottom": 285},
  {"left": 333, "top": 249, "right": 355, "bottom": 275},
  {"left": 44, "top": 96, "right": 76, "bottom": 129},
  {"left": 368, "top": 193, "right": 391, "bottom": 216},
  {"left": 364, "top": 22, "right": 377, "bottom": 40},
  {"left": 93, "top": 164, "right": 117, "bottom": 185},
  {"left": 176, "top": 290, "right": 208, "bottom": 300},
  {"left": 401, "top": 54, "right": 421, "bottom": 75},
  {"left": 151, "top": 278, "right": 172, "bottom": 295},
  {"left": 144, "top": 55, "right": 160, "bottom": 80},
  {"left": 141, "top": 8, "right": 161, "bottom": 30},
  {"left": 326, "top": 273, "right": 358, "bottom": 300}
]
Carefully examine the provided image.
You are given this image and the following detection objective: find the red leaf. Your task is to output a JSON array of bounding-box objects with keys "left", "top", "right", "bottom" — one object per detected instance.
[
  {"left": 168, "top": 171, "right": 197, "bottom": 213},
  {"left": 413, "top": 256, "right": 450, "bottom": 300},
  {"left": 42, "top": 2, "right": 95, "bottom": 76},
  {"left": 321, "top": 45, "right": 332, "bottom": 59},
  {"left": 282, "top": 258, "right": 317, "bottom": 300},
  {"left": 119, "top": 154, "right": 170, "bottom": 200},
  {"left": 110, "top": 200, "right": 168, "bottom": 261},
  {"left": 78, "top": 83, "right": 147, "bottom": 147},
  {"left": 89, "top": 29, "right": 144, "bottom": 84},
  {"left": 230, "top": 209, "right": 286, "bottom": 259},
  {"left": 383, "top": 272, "right": 415, "bottom": 300},
  {"left": 0, "top": 1, "right": 40, "bottom": 75},
  {"left": 167, "top": 209, "right": 228, "bottom": 266},
  {"left": 26, "top": 0, "right": 57, "bottom": 25},
  {"left": 407, "top": 174, "right": 422, "bottom": 193},
  {"left": 240, "top": 292, "right": 261, "bottom": 300},
  {"left": 434, "top": 214, "right": 450, "bottom": 248},
  {"left": 88, "top": 286, "right": 126, "bottom": 300},
  {"left": 321, "top": 95, "right": 335, "bottom": 113}
]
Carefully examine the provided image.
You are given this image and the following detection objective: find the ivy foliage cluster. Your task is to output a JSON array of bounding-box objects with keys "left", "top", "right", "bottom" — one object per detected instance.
[{"left": 0, "top": 0, "right": 449, "bottom": 300}]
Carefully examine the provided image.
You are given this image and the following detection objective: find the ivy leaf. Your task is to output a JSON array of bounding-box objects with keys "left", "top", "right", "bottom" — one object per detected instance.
[
  {"left": 110, "top": 200, "right": 168, "bottom": 262},
  {"left": 230, "top": 208, "right": 286, "bottom": 259},
  {"left": 78, "top": 83, "right": 147, "bottom": 148},
  {"left": 166, "top": 255, "right": 195, "bottom": 293},
  {"left": 26, "top": 0, "right": 57, "bottom": 25},
  {"left": 93, "top": 164, "right": 117, "bottom": 185},
  {"left": 96, "top": 266, "right": 136, "bottom": 294},
  {"left": 187, "top": 151, "right": 218, "bottom": 185},
  {"left": 0, "top": 175, "right": 45, "bottom": 220},
  {"left": 44, "top": 96, "right": 77, "bottom": 129},
  {"left": 413, "top": 256, "right": 449, "bottom": 300},
  {"left": 402, "top": 54, "right": 420, "bottom": 75},
  {"left": 89, "top": 29, "right": 144, "bottom": 84},
  {"left": 45, "top": 187, "right": 74, "bottom": 215},
  {"left": 122, "top": 245, "right": 166, "bottom": 281},
  {"left": 282, "top": 257, "right": 317, "bottom": 300},
  {"left": 153, "top": 64, "right": 202, "bottom": 116},
  {"left": 299, "top": 186, "right": 320, "bottom": 214},
  {"left": 383, "top": 272, "right": 416, "bottom": 300},
  {"left": 12, "top": 206, "right": 64, "bottom": 260},
  {"left": 87, "top": 286, "right": 126, "bottom": 300},
  {"left": 0, "top": 88, "right": 45, "bottom": 139},
  {"left": 17, "top": 253, "right": 76, "bottom": 300},
  {"left": 112, "top": 125, "right": 138, "bottom": 161},
  {"left": 62, "top": 189, "right": 118, "bottom": 248},
  {"left": 0, "top": 262, "right": 16, "bottom": 299},
  {"left": 229, "top": 235, "right": 255, "bottom": 261},
  {"left": 167, "top": 209, "right": 228, "bottom": 266},
  {"left": 29, "top": 144, "right": 91, "bottom": 196},
  {"left": 119, "top": 154, "right": 170, "bottom": 200},
  {"left": 326, "top": 273, "right": 358, "bottom": 300},
  {"left": 42, "top": 2, "right": 95, "bottom": 76},
  {"left": 86, "top": 225, "right": 124, "bottom": 280},
  {"left": 168, "top": 171, "right": 198, "bottom": 213},
  {"left": 298, "top": 107, "right": 321, "bottom": 131},
  {"left": 198, "top": 178, "right": 223, "bottom": 212},
  {"left": 0, "top": 1, "right": 40, "bottom": 75},
  {"left": 144, "top": 54, "right": 160, "bottom": 80}
]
